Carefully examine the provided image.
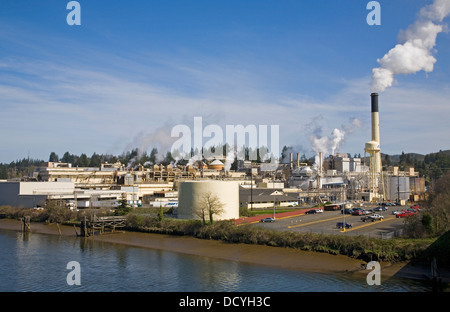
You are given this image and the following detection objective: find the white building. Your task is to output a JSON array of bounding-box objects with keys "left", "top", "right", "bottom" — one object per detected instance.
[
  {"left": 0, "top": 181, "right": 127, "bottom": 209},
  {"left": 0, "top": 181, "right": 75, "bottom": 208}
]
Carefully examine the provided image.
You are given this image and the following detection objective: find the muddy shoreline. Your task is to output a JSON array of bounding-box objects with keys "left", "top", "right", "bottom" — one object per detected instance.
[{"left": 0, "top": 219, "right": 434, "bottom": 283}]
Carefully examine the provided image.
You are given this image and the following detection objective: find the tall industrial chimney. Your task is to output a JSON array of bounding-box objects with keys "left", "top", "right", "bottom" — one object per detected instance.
[
  {"left": 365, "top": 92, "right": 383, "bottom": 200},
  {"left": 371, "top": 93, "right": 380, "bottom": 144},
  {"left": 371, "top": 93, "right": 381, "bottom": 174}
]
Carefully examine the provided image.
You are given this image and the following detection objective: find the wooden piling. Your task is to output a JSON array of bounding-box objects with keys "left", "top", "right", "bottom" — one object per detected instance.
[
  {"left": 22, "top": 216, "right": 31, "bottom": 233},
  {"left": 80, "top": 216, "right": 88, "bottom": 237}
]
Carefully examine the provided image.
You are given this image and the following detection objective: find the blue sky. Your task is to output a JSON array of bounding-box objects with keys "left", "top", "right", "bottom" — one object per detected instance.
[{"left": 1, "top": 0, "right": 449, "bottom": 163}]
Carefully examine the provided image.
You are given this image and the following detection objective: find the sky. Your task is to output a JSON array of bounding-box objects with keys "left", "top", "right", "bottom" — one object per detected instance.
[{"left": 1, "top": 0, "right": 450, "bottom": 164}]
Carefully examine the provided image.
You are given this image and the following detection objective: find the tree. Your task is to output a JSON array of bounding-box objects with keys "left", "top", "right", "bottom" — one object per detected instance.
[
  {"left": 149, "top": 148, "right": 158, "bottom": 164},
  {"left": 114, "top": 193, "right": 131, "bottom": 216},
  {"left": 195, "top": 192, "right": 225, "bottom": 224},
  {"left": 405, "top": 170, "right": 450, "bottom": 238},
  {"left": 384, "top": 154, "right": 391, "bottom": 167},
  {"left": 61, "top": 152, "right": 73, "bottom": 164},
  {"left": 49, "top": 152, "right": 59, "bottom": 162},
  {"left": 162, "top": 151, "right": 175, "bottom": 166},
  {"left": 90, "top": 153, "right": 103, "bottom": 168},
  {"left": 77, "top": 153, "right": 90, "bottom": 167}
]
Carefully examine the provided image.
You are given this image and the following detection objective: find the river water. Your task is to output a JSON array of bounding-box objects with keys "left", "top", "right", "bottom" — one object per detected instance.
[{"left": 0, "top": 228, "right": 430, "bottom": 292}]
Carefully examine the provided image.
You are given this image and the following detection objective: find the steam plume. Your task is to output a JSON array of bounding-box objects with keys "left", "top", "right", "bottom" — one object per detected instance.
[
  {"left": 371, "top": 0, "right": 450, "bottom": 92},
  {"left": 309, "top": 117, "right": 362, "bottom": 162}
]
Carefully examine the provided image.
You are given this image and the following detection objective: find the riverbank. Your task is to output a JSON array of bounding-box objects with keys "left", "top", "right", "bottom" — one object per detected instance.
[{"left": 0, "top": 218, "right": 424, "bottom": 283}]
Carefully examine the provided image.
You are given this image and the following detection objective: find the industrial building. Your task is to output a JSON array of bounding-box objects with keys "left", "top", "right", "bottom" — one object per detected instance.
[
  {"left": 239, "top": 187, "right": 298, "bottom": 209},
  {"left": 0, "top": 93, "right": 425, "bottom": 218}
]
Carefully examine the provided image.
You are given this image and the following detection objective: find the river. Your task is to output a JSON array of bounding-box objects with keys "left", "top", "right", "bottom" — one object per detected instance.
[{"left": 0, "top": 228, "right": 432, "bottom": 292}]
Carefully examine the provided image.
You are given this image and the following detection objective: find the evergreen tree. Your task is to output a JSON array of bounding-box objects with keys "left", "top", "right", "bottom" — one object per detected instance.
[
  {"left": 114, "top": 194, "right": 131, "bottom": 216},
  {"left": 49, "top": 152, "right": 59, "bottom": 162}
]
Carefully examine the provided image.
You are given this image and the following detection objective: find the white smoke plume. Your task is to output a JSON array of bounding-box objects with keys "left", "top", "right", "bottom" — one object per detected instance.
[
  {"left": 224, "top": 149, "right": 236, "bottom": 172},
  {"left": 309, "top": 117, "right": 362, "bottom": 163},
  {"left": 125, "top": 125, "right": 178, "bottom": 167},
  {"left": 371, "top": 0, "right": 450, "bottom": 92}
]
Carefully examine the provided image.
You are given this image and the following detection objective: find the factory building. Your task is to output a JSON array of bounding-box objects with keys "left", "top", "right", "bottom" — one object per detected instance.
[
  {"left": 1, "top": 93, "right": 427, "bottom": 213},
  {"left": 0, "top": 181, "right": 74, "bottom": 208},
  {"left": 0, "top": 181, "right": 127, "bottom": 209},
  {"left": 239, "top": 187, "right": 298, "bottom": 209}
]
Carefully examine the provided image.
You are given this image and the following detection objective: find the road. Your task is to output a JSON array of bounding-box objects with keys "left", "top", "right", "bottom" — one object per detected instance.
[{"left": 254, "top": 207, "right": 408, "bottom": 239}]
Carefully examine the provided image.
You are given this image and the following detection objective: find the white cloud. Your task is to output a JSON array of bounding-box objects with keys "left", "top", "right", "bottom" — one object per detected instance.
[{"left": 0, "top": 51, "right": 449, "bottom": 163}]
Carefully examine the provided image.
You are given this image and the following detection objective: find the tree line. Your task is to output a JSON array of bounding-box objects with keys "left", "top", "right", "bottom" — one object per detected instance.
[{"left": 2, "top": 148, "right": 450, "bottom": 183}]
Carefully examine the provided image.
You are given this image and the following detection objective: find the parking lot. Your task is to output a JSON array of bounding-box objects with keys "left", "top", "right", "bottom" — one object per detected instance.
[{"left": 254, "top": 206, "right": 408, "bottom": 239}]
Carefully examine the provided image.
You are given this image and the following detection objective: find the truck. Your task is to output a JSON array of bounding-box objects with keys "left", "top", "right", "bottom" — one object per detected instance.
[{"left": 361, "top": 214, "right": 384, "bottom": 222}]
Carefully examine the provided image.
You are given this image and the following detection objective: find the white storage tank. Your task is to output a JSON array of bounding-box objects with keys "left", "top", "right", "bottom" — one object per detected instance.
[{"left": 178, "top": 180, "right": 239, "bottom": 221}]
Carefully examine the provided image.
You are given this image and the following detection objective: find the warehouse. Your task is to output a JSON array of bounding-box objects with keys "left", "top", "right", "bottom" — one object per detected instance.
[{"left": 239, "top": 187, "right": 298, "bottom": 209}]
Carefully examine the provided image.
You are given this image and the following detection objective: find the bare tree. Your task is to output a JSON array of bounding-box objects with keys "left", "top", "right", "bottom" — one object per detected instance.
[
  {"left": 195, "top": 196, "right": 208, "bottom": 224},
  {"left": 195, "top": 192, "right": 225, "bottom": 224}
]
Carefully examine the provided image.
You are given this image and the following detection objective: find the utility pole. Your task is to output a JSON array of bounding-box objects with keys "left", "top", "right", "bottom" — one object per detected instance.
[{"left": 250, "top": 166, "right": 253, "bottom": 210}]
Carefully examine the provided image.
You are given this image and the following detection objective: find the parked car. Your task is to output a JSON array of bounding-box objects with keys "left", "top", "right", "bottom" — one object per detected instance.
[
  {"left": 395, "top": 210, "right": 417, "bottom": 218},
  {"left": 341, "top": 208, "right": 353, "bottom": 215},
  {"left": 392, "top": 210, "right": 402, "bottom": 215},
  {"left": 361, "top": 214, "right": 384, "bottom": 222},
  {"left": 373, "top": 206, "right": 387, "bottom": 212},
  {"left": 410, "top": 204, "right": 421, "bottom": 210},
  {"left": 260, "top": 217, "right": 275, "bottom": 222},
  {"left": 336, "top": 222, "right": 352, "bottom": 229},
  {"left": 352, "top": 209, "right": 363, "bottom": 216},
  {"left": 306, "top": 208, "right": 324, "bottom": 214}
]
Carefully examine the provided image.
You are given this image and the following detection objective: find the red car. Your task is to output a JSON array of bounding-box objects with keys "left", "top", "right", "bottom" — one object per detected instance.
[
  {"left": 396, "top": 210, "right": 417, "bottom": 218},
  {"left": 352, "top": 209, "right": 363, "bottom": 216}
]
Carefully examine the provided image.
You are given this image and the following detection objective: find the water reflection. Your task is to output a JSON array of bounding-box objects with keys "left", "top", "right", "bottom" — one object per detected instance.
[{"left": 0, "top": 229, "right": 431, "bottom": 292}]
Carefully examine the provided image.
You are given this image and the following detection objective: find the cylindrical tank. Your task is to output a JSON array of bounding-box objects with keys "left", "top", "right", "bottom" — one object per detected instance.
[
  {"left": 389, "top": 176, "right": 410, "bottom": 201},
  {"left": 365, "top": 140, "right": 380, "bottom": 152},
  {"left": 178, "top": 180, "right": 239, "bottom": 221}
]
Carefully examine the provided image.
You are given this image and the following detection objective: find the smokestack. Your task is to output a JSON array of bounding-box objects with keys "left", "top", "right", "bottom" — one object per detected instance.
[
  {"left": 319, "top": 152, "right": 323, "bottom": 176},
  {"left": 296, "top": 153, "right": 299, "bottom": 168},
  {"left": 368, "top": 93, "right": 382, "bottom": 176},
  {"left": 371, "top": 93, "right": 380, "bottom": 144}
]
